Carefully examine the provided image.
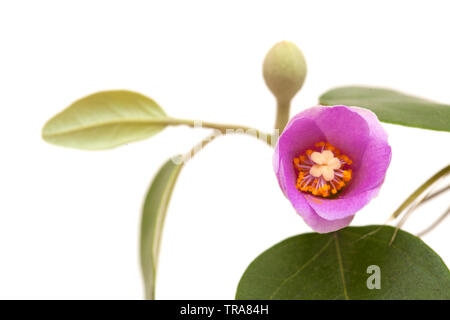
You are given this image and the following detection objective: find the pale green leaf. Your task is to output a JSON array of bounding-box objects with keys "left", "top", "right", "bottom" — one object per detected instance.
[
  {"left": 319, "top": 86, "right": 450, "bottom": 131},
  {"left": 140, "top": 157, "right": 183, "bottom": 300},
  {"left": 42, "top": 90, "right": 168, "bottom": 150},
  {"left": 236, "top": 225, "right": 450, "bottom": 300}
]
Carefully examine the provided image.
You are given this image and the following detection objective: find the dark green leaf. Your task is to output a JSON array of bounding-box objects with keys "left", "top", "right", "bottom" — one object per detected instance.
[
  {"left": 42, "top": 90, "right": 168, "bottom": 150},
  {"left": 319, "top": 86, "right": 450, "bottom": 131},
  {"left": 140, "top": 157, "right": 183, "bottom": 300},
  {"left": 236, "top": 225, "right": 450, "bottom": 300}
]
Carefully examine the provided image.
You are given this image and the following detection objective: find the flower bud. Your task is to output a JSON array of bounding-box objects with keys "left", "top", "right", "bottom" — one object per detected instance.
[{"left": 263, "top": 41, "right": 307, "bottom": 104}]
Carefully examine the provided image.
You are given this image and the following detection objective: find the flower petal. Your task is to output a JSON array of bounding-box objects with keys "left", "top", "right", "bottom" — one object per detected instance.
[
  {"left": 305, "top": 187, "right": 381, "bottom": 220},
  {"left": 304, "top": 137, "right": 391, "bottom": 220},
  {"left": 350, "top": 106, "right": 388, "bottom": 142},
  {"left": 304, "top": 213, "right": 354, "bottom": 234},
  {"left": 287, "top": 188, "right": 354, "bottom": 233},
  {"left": 312, "top": 106, "right": 371, "bottom": 166},
  {"left": 288, "top": 105, "right": 328, "bottom": 123},
  {"left": 273, "top": 117, "right": 327, "bottom": 196},
  {"left": 342, "top": 137, "right": 392, "bottom": 197}
]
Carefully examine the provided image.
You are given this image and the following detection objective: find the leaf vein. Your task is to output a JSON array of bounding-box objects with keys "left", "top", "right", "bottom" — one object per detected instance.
[
  {"left": 268, "top": 237, "right": 333, "bottom": 300},
  {"left": 334, "top": 232, "right": 349, "bottom": 300}
]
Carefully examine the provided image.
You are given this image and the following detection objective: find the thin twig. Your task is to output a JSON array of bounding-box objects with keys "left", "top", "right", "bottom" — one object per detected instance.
[
  {"left": 182, "top": 130, "right": 222, "bottom": 161},
  {"left": 169, "top": 118, "right": 275, "bottom": 147},
  {"left": 390, "top": 165, "right": 450, "bottom": 220},
  {"left": 389, "top": 188, "right": 435, "bottom": 245},
  {"left": 417, "top": 206, "right": 450, "bottom": 237},
  {"left": 418, "top": 185, "right": 450, "bottom": 205},
  {"left": 357, "top": 165, "right": 450, "bottom": 242},
  {"left": 389, "top": 174, "right": 450, "bottom": 244}
]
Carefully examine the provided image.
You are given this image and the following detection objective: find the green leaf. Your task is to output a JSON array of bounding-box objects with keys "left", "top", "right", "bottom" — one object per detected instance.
[
  {"left": 140, "top": 157, "right": 183, "bottom": 300},
  {"left": 42, "top": 90, "right": 168, "bottom": 150},
  {"left": 236, "top": 225, "right": 450, "bottom": 300},
  {"left": 319, "top": 86, "right": 450, "bottom": 132}
]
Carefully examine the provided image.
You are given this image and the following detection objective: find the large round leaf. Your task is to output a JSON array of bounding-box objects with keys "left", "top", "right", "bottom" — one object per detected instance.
[
  {"left": 319, "top": 86, "right": 450, "bottom": 132},
  {"left": 42, "top": 90, "right": 169, "bottom": 150},
  {"left": 236, "top": 225, "right": 450, "bottom": 300}
]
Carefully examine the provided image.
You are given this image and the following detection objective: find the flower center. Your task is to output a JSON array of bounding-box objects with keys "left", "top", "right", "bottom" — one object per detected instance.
[{"left": 293, "top": 141, "right": 353, "bottom": 198}]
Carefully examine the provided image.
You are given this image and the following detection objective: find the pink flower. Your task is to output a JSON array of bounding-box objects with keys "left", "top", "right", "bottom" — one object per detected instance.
[{"left": 273, "top": 105, "right": 391, "bottom": 233}]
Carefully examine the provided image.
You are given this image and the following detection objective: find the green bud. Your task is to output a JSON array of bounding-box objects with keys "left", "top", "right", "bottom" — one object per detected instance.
[{"left": 263, "top": 41, "right": 307, "bottom": 104}]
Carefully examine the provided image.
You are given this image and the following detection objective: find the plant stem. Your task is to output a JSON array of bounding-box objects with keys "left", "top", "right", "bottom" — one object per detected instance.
[
  {"left": 166, "top": 118, "right": 274, "bottom": 147},
  {"left": 417, "top": 185, "right": 450, "bottom": 206},
  {"left": 390, "top": 165, "right": 450, "bottom": 220},
  {"left": 274, "top": 99, "right": 291, "bottom": 133},
  {"left": 388, "top": 164, "right": 450, "bottom": 244},
  {"left": 181, "top": 132, "right": 221, "bottom": 162}
]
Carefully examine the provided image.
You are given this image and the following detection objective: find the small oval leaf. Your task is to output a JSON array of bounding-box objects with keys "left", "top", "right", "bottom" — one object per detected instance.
[
  {"left": 319, "top": 86, "right": 450, "bottom": 132},
  {"left": 236, "top": 225, "right": 450, "bottom": 300},
  {"left": 140, "top": 157, "right": 183, "bottom": 300},
  {"left": 42, "top": 90, "right": 168, "bottom": 150}
]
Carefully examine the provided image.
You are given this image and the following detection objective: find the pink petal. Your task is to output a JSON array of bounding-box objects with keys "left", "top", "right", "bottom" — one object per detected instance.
[
  {"left": 305, "top": 187, "right": 381, "bottom": 221},
  {"left": 287, "top": 186, "right": 354, "bottom": 233},
  {"left": 273, "top": 117, "right": 326, "bottom": 196},
  {"left": 304, "top": 128, "right": 391, "bottom": 220},
  {"left": 350, "top": 106, "right": 388, "bottom": 142},
  {"left": 312, "top": 106, "right": 371, "bottom": 167}
]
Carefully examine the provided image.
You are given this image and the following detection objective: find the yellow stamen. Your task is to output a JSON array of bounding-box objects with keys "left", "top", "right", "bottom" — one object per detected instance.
[{"left": 292, "top": 141, "right": 353, "bottom": 198}]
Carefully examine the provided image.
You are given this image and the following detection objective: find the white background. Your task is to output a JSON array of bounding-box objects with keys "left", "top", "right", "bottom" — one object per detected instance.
[{"left": 0, "top": 0, "right": 449, "bottom": 299}]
